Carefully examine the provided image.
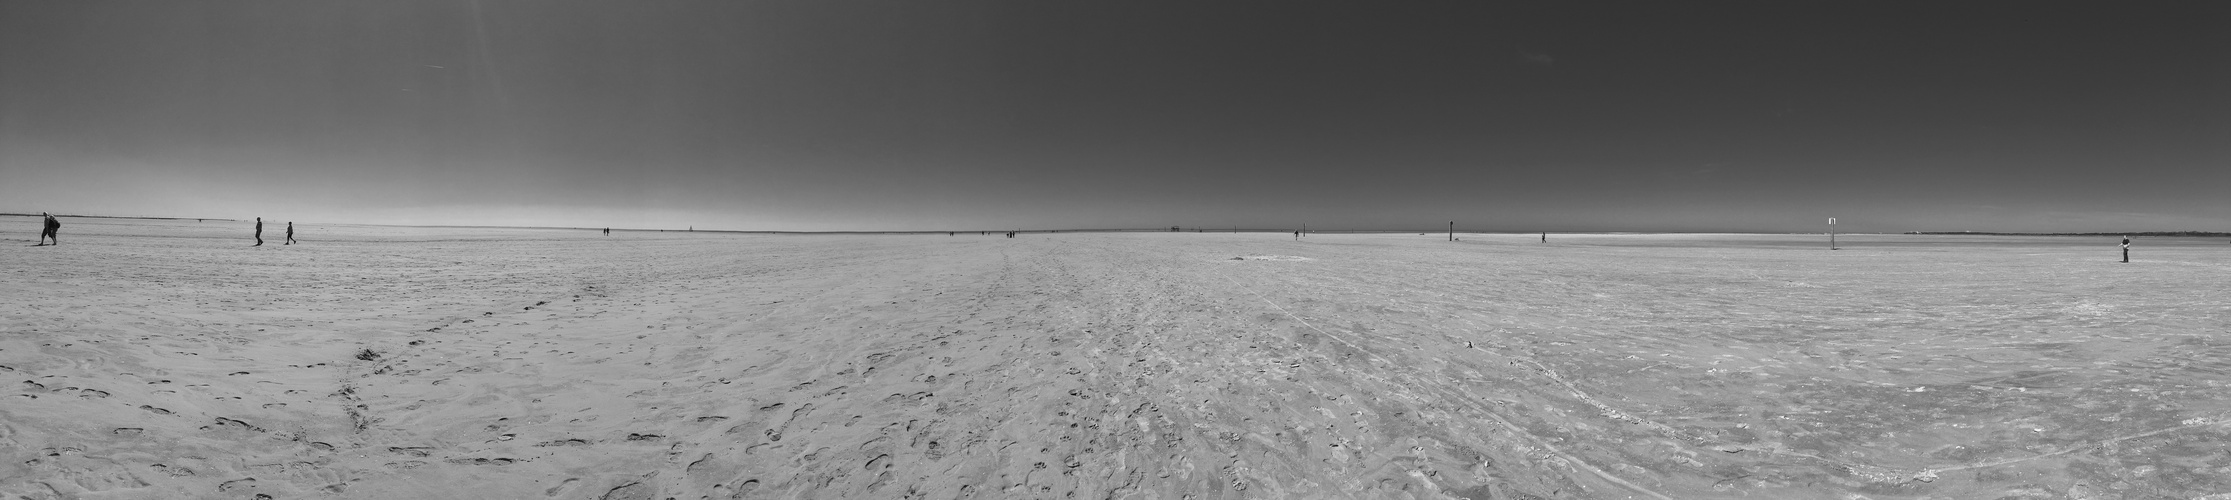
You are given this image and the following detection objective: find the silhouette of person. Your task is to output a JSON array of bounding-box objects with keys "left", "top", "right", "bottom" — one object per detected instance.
[
  {"left": 604, "top": 228, "right": 610, "bottom": 236},
  {"left": 2122, "top": 236, "right": 2131, "bottom": 263},
  {"left": 285, "top": 222, "right": 297, "bottom": 245},
  {"left": 39, "top": 212, "right": 59, "bottom": 245},
  {"left": 253, "top": 217, "right": 264, "bottom": 246},
  {"left": 1293, "top": 230, "right": 1300, "bottom": 240}
]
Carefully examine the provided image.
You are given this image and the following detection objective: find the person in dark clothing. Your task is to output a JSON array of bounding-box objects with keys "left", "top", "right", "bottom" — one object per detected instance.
[
  {"left": 604, "top": 227, "right": 610, "bottom": 236},
  {"left": 253, "top": 218, "right": 264, "bottom": 246},
  {"left": 285, "top": 222, "right": 297, "bottom": 245},
  {"left": 38, "top": 212, "right": 59, "bottom": 245}
]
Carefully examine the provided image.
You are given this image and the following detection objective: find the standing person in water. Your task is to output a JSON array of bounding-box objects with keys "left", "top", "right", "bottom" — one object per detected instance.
[
  {"left": 284, "top": 222, "right": 297, "bottom": 245},
  {"left": 38, "top": 212, "right": 60, "bottom": 245},
  {"left": 253, "top": 217, "right": 264, "bottom": 246}
]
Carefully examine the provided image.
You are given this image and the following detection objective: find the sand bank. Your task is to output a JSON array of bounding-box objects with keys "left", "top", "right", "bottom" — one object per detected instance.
[{"left": 4, "top": 220, "right": 2228, "bottom": 498}]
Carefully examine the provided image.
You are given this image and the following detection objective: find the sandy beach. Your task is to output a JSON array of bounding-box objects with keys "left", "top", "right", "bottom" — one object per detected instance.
[{"left": 4, "top": 218, "right": 2228, "bottom": 499}]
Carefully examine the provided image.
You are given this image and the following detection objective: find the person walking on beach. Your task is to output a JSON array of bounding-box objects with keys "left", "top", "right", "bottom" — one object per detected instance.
[
  {"left": 284, "top": 222, "right": 297, "bottom": 245},
  {"left": 38, "top": 212, "right": 59, "bottom": 245},
  {"left": 2121, "top": 235, "right": 2131, "bottom": 263},
  {"left": 253, "top": 217, "right": 264, "bottom": 246},
  {"left": 603, "top": 227, "right": 610, "bottom": 236}
]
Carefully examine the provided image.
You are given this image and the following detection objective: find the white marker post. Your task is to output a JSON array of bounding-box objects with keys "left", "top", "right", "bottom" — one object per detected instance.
[{"left": 1828, "top": 218, "right": 1838, "bottom": 250}]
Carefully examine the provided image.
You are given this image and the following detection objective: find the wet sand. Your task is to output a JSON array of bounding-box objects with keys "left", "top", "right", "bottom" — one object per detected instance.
[{"left": 3, "top": 219, "right": 2228, "bottom": 499}]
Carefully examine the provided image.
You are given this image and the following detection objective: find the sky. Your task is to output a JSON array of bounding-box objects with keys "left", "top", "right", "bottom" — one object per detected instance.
[{"left": 2, "top": 0, "right": 2225, "bottom": 233}]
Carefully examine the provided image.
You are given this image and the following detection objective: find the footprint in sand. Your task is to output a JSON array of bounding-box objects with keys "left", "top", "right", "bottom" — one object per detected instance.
[
  {"left": 711, "top": 479, "right": 761, "bottom": 498},
  {"left": 150, "top": 463, "right": 195, "bottom": 477},
  {"left": 204, "top": 417, "right": 264, "bottom": 433},
  {"left": 601, "top": 481, "right": 655, "bottom": 500},
  {"left": 543, "top": 478, "right": 580, "bottom": 497}
]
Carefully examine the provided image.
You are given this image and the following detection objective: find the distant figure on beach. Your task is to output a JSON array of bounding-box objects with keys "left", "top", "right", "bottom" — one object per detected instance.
[
  {"left": 2122, "top": 236, "right": 2130, "bottom": 263},
  {"left": 253, "top": 218, "right": 264, "bottom": 246},
  {"left": 38, "top": 212, "right": 60, "bottom": 245},
  {"left": 285, "top": 222, "right": 297, "bottom": 245},
  {"left": 604, "top": 227, "right": 610, "bottom": 236},
  {"left": 1293, "top": 230, "right": 1300, "bottom": 241}
]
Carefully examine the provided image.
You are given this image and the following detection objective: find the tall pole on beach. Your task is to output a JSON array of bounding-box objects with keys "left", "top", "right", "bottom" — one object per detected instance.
[
  {"left": 1448, "top": 221, "right": 1454, "bottom": 242},
  {"left": 1828, "top": 218, "right": 1838, "bottom": 250}
]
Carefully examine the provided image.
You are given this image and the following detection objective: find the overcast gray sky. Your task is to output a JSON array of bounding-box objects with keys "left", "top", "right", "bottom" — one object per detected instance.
[{"left": 3, "top": 1, "right": 2225, "bottom": 232}]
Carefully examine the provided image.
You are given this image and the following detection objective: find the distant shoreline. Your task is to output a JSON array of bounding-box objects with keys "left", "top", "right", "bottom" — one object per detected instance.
[
  {"left": 7, "top": 214, "right": 2221, "bottom": 237},
  {"left": 1905, "top": 231, "right": 2230, "bottom": 237},
  {"left": 1, "top": 213, "right": 237, "bottom": 222}
]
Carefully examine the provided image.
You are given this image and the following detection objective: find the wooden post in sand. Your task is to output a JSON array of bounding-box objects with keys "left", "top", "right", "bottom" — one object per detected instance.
[
  {"left": 1829, "top": 218, "right": 1838, "bottom": 250},
  {"left": 1448, "top": 222, "right": 1454, "bottom": 242}
]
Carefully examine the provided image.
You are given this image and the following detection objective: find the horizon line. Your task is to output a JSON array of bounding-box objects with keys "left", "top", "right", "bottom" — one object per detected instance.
[{"left": 8, "top": 213, "right": 2225, "bottom": 238}]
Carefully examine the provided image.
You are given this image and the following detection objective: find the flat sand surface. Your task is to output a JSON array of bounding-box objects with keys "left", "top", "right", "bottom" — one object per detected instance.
[{"left": 4, "top": 218, "right": 2229, "bottom": 499}]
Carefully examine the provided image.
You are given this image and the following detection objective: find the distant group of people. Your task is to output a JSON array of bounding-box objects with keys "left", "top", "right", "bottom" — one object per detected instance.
[
  {"left": 27, "top": 214, "right": 295, "bottom": 247},
  {"left": 250, "top": 217, "right": 297, "bottom": 246}
]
